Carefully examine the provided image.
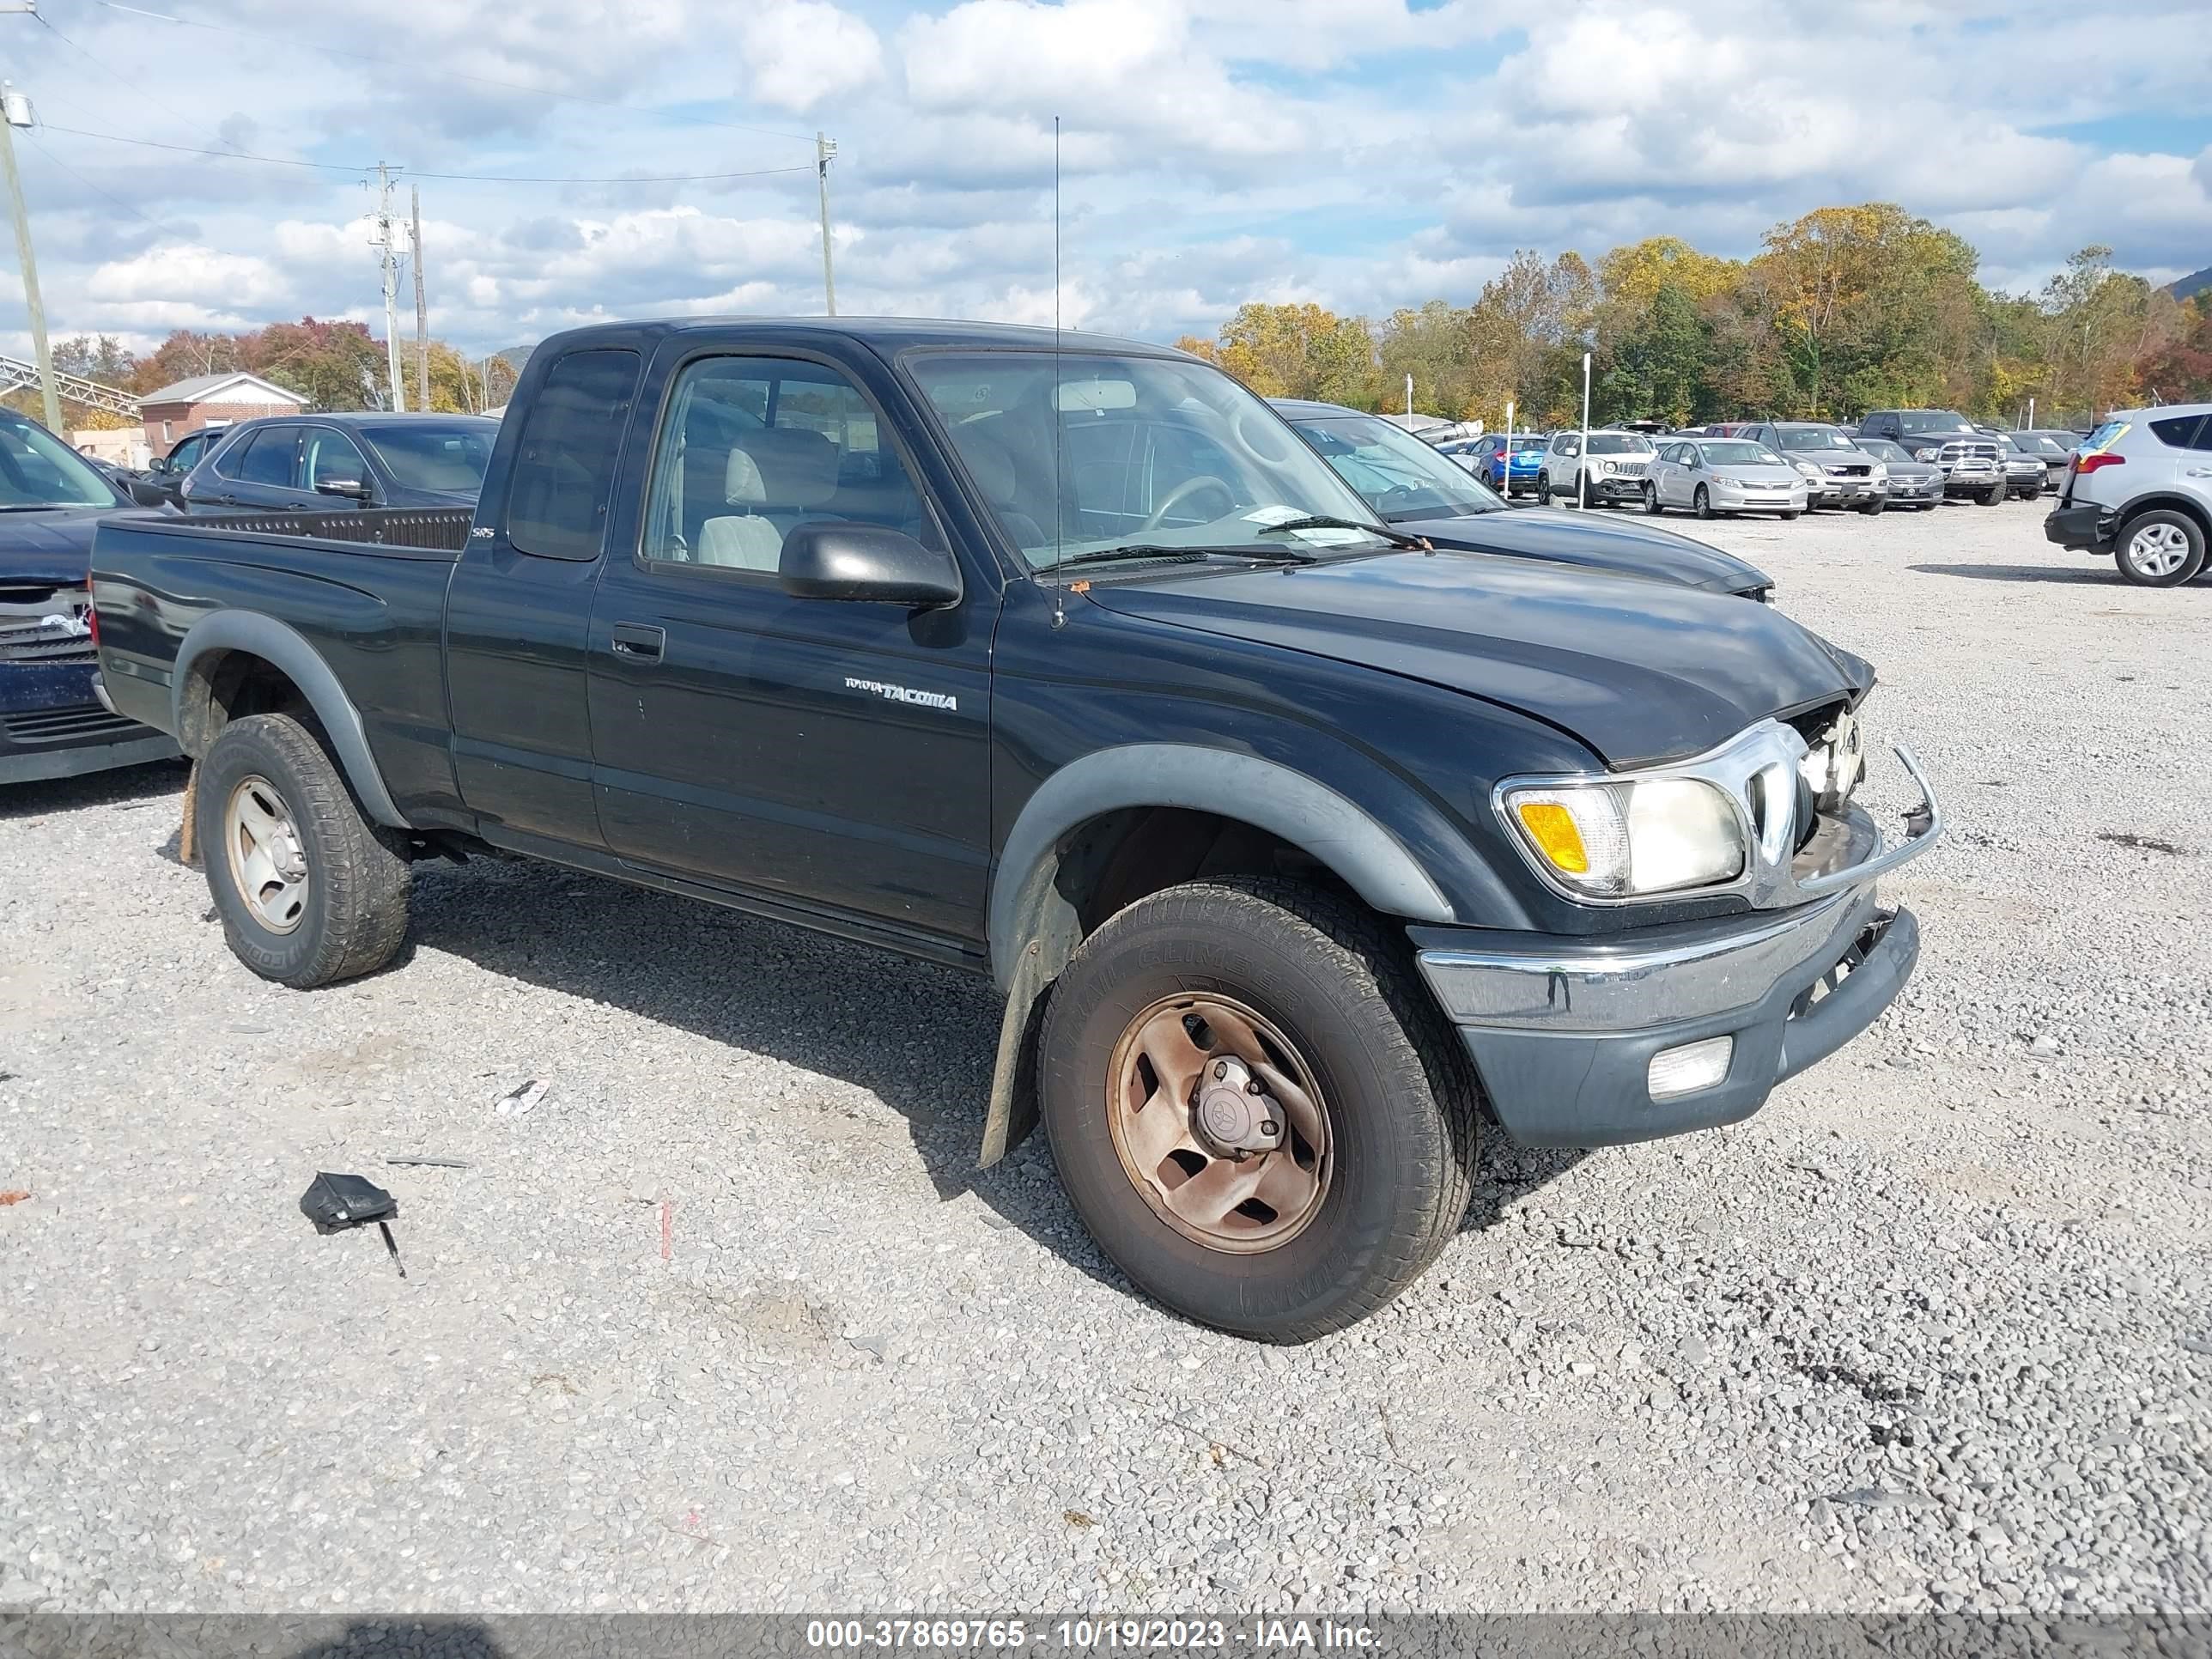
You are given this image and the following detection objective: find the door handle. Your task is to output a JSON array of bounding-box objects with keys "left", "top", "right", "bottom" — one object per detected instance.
[{"left": 609, "top": 623, "right": 665, "bottom": 661}]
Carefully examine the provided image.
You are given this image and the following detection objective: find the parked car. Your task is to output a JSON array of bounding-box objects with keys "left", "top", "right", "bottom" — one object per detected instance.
[
  {"left": 137, "top": 426, "right": 227, "bottom": 507},
  {"left": 1271, "top": 400, "right": 1775, "bottom": 599},
  {"left": 1457, "top": 433, "right": 1548, "bottom": 497},
  {"left": 1855, "top": 410, "right": 2006, "bottom": 504},
  {"left": 94, "top": 316, "right": 1939, "bottom": 1341},
  {"left": 1731, "top": 422, "right": 1887, "bottom": 514},
  {"left": 1, "top": 411, "right": 179, "bottom": 783},
  {"left": 2002, "top": 429, "right": 2075, "bottom": 491},
  {"left": 1986, "top": 431, "right": 2050, "bottom": 501},
  {"left": 1536, "top": 428, "right": 1656, "bottom": 507},
  {"left": 1643, "top": 436, "right": 1808, "bottom": 520},
  {"left": 1849, "top": 438, "right": 1943, "bottom": 510},
  {"left": 179, "top": 413, "right": 500, "bottom": 513},
  {"left": 2044, "top": 403, "right": 2212, "bottom": 586}
]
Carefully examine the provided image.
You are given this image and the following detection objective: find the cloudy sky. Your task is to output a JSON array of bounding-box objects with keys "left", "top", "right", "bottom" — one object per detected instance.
[{"left": 6, "top": 0, "right": 2209, "bottom": 367}]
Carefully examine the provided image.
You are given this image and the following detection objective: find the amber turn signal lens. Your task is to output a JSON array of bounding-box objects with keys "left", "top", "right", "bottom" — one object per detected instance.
[{"left": 1515, "top": 801, "right": 1589, "bottom": 874}]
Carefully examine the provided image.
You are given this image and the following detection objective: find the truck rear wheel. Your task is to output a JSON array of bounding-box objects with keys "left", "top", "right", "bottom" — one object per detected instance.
[
  {"left": 1038, "top": 877, "right": 1480, "bottom": 1341},
  {"left": 197, "top": 713, "right": 411, "bottom": 989}
]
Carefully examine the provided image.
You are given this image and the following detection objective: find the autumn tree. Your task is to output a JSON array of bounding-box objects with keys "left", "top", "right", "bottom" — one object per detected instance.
[{"left": 1196, "top": 302, "right": 1379, "bottom": 405}]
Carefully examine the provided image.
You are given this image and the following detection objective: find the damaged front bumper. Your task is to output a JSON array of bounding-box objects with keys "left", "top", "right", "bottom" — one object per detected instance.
[{"left": 1411, "top": 750, "right": 1941, "bottom": 1147}]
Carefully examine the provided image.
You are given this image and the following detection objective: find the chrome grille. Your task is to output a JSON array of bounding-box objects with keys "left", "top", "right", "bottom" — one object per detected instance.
[{"left": 0, "top": 586, "right": 94, "bottom": 664}]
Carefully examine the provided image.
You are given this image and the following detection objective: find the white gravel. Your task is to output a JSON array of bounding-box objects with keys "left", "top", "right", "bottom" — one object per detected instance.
[{"left": 3, "top": 497, "right": 2208, "bottom": 1616}]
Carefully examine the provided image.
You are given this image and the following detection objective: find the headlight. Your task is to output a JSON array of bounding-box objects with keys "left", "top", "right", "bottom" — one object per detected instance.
[
  {"left": 1601, "top": 459, "right": 1616, "bottom": 475},
  {"left": 1909, "top": 445, "right": 1938, "bottom": 460},
  {"left": 1504, "top": 777, "right": 1746, "bottom": 897},
  {"left": 1794, "top": 460, "right": 1820, "bottom": 478},
  {"left": 1871, "top": 463, "right": 1888, "bottom": 482}
]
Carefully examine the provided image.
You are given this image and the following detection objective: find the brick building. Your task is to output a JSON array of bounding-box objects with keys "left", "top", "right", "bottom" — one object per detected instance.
[{"left": 137, "top": 372, "right": 307, "bottom": 456}]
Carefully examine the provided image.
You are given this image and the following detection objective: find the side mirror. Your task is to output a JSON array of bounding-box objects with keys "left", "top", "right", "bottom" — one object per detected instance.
[
  {"left": 314, "top": 477, "right": 371, "bottom": 501},
  {"left": 779, "top": 521, "right": 961, "bottom": 606}
]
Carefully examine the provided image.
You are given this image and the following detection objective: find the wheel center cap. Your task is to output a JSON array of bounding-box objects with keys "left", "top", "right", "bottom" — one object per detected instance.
[{"left": 1194, "top": 1055, "right": 1281, "bottom": 1156}]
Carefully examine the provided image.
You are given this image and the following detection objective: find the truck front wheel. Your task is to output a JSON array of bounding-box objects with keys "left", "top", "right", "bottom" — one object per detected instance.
[
  {"left": 197, "top": 713, "right": 411, "bottom": 989},
  {"left": 1038, "top": 878, "right": 1480, "bottom": 1341}
]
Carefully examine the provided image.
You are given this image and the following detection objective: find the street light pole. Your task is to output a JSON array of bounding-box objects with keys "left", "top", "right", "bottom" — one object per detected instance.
[
  {"left": 0, "top": 76, "right": 60, "bottom": 434},
  {"left": 1578, "top": 350, "right": 1592, "bottom": 509},
  {"left": 816, "top": 132, "right": 838, "bottom": 316}
]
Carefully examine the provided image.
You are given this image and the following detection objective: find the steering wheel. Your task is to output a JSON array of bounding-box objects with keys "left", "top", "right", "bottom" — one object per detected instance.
[{"left": 1140, "top": 474, "right": 1236, "bottom": 532}]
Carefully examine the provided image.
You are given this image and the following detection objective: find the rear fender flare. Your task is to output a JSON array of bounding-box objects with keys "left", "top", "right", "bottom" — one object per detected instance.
[{"left": 173, "top": 611, "right": 409, "bottom": 830}]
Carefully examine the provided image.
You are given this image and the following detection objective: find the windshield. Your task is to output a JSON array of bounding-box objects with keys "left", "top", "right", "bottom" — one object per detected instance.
[
  {"left": 358, "top": 421, "right": 497, "bottom": 494},
  {"left": 1896, "top": 410, "right": 1976, "bottom": 434},
  {"left": 0, "top": 416, "right": 118, "bottom": 507},
  {"left": 906, "top": 353, "right": 1395, "bottom": 566},
  {"left": 1698, "top": 441, "right": 1786, "bottom": 466},
  {"left": 1777, "top": 427, "right": 1859, "bottom": 453},
  {"left": 1586, "top": 434, "right": 1650, "bottom": 456},
  {"left": 1286, "top": 411, "right": 1505, "bottom": 522}
]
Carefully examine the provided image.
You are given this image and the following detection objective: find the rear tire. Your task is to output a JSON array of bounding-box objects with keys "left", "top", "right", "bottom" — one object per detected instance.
[
  {"left": 197, "top": 713, "right": 411, "bottom": 989},
  {"left": 2112, "top": 509, "right": 2207, "bottom": 587},
  {"left": 1535, "top": 470, "right": 1552, "bottom": 502},
  {"left": 1039, "top": 877, "right": 1480, "bottom": 1342}
]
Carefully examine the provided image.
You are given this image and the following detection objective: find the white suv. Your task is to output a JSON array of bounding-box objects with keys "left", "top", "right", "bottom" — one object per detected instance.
[
  {"left": 1536, "top": 429, "right": 1655, "bottom": 507},
  {"left": 2045, "top": 404, "right": 2212, "bottom": 586}
]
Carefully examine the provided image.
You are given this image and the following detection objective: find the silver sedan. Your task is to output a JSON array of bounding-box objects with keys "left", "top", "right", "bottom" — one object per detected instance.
[{"left": 1644, "top": 437, "right": 1810, "bottom": 520}]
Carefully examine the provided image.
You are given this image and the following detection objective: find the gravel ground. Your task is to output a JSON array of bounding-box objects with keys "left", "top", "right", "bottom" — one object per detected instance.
[{"left": 3, "top": 496, "right": 2209, "bottom": 1617}]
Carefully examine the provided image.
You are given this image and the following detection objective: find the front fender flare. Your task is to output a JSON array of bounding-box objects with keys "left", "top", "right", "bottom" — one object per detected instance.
[
  {"left": 173, "top": 611, "right": 410, "bottom": 830},
  {"left": 988, "top": 742, "right": 1455, "bottom": 991}
]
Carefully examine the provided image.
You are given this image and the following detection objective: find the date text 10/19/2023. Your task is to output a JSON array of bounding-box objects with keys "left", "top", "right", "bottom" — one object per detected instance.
[{"left": 805, "top": 1620, "right": 1380, "bottom": 1650}]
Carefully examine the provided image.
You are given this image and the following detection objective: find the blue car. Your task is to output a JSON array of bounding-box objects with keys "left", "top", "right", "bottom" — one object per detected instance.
[
  {"left": 1, "top": 413, "right": 179, "bottom": 785},
  {"left": 1455, "top": 433, "right": 1548, "bottom": 497}
]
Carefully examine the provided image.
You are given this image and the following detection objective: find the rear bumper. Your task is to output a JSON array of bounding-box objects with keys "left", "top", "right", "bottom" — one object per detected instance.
[
  {"left": 2045, "top": 501, "right": 2113, "bottom": 553},
  {"left": 1414, "top": 888, "right": 1919, "bottom": 1146}
]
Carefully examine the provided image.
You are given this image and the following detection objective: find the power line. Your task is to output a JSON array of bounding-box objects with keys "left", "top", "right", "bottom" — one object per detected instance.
[
  {"left": 30, "top": 8, "right": 223, "bottom": 153},
  {"left": 76, "top": 0, "right": 816, "bottom": 147},
  {"left": 15, "top": 125, "right": 197, "bottom": 238},
  {"left": 37, "top": 123, "right": 816, "bottom": 185}
]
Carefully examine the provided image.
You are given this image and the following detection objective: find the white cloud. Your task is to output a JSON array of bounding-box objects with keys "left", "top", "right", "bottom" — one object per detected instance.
[
  {"left": 735, "top": 0, "right": 885, "bottom": 112},
  {"left": 3, "top": 0, "right": 2206, "bottom": 356}
]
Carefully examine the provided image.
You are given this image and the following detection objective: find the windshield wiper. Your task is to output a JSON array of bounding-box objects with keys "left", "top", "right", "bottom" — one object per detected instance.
[
  {"left": 0, "top": 503, "right": 74, "bottom": 513},
  {"left": 1254, "top": 514, "right": 1428, "bottom": 550},
  {"left": 1048, "top": 541, "right": 1326, "bottom": 574}
]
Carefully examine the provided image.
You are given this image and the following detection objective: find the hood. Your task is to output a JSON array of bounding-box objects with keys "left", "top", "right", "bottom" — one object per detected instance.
[
  {"left": 0, "top": 506, "right": 106, "bottom": 587},
  {"left": 1086, "top": 550, "right": 1871, "bottom": 769},
  {"left": 1394, "top": 507, "right": 1771, "bottom": 596}
]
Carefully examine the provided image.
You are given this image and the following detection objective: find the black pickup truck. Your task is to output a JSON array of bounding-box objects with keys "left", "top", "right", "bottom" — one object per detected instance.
[{"left": 91, "top": 318, "right": 1941, "bottom": 1340}]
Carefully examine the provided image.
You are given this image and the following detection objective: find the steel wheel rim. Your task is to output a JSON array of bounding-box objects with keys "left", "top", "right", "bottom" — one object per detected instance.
[
  {"left": 2127, "top": 523, "right": 2190, "bottom": 575},
  {"left": 224, "top": 774, "right": 310, "bottom": 934},
  {"left": 1105, "top": 992, "right": 1333, "bottom": 1255}
]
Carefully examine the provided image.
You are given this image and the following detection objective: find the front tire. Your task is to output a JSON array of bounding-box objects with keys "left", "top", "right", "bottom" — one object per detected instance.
[
  {"left": 1979, "top": 483, "right": 2004, "bottom": 506},
  {"left": 1039, "top": 878, "right": 1480, "bottom": 1342},
  {"left": 2113, "top": 509, "right": 2208, "bottom": 587},
  {"left": 197, "top": 713, "right": 411, "bottom": 989},
  {"left": 1643, "top": 483, "right": 1662, "bottom": 514},
  {"left": 1860, "top": 498, "right": 1886, "bottom": 516},
  {"left": 1694, "top": 484, "right": 1715, "bottom": 520},
  {"left": 1779, "top": 510, "right": 1801, "bottom": 520}
]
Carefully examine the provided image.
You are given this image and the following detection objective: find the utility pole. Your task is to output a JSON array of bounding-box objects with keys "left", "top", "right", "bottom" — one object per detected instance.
[
  {"left": 371, "top": 162, "right": 405, "bottom": 411},
  {"left": 815, "top": 132, "right": 837, "bottom": 316},
  {"left": 410, "top": 185, "right": 428, "bottom": 410},
  {"left": 0, "top": 74, "right": 60, "bottom": 434}
]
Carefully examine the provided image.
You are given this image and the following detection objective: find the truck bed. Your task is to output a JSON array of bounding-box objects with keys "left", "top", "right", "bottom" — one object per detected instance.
[{"left": 88, "top": 511, "right": 466, "bottom": 817}]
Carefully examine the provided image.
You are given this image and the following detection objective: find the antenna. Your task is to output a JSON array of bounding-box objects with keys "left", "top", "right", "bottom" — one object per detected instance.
[{"left": 1052, "top": 113, "right": 1064, "bottom": 585}]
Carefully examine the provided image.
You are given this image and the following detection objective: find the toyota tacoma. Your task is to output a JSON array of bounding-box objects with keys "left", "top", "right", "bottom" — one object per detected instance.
[{"left": 91, "top": 319, "right": 1940, "bottom": 1341}]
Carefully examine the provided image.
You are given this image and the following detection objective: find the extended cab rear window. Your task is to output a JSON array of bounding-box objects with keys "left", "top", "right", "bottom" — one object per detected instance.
[{"left": 506, "top": 349, "right": 641, "bottom": 559}]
